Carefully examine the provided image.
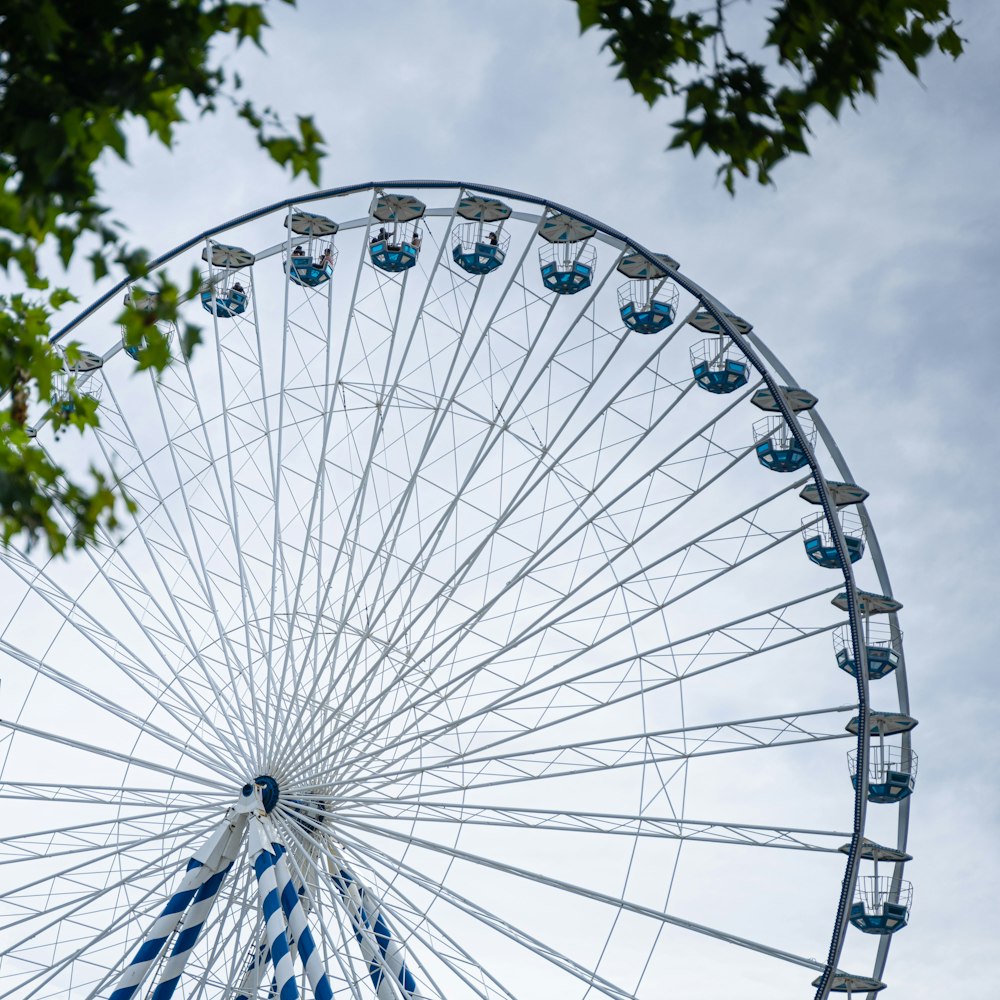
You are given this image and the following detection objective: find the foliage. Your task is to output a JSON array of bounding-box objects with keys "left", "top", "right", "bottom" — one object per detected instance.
[
  {"left": 0, "top": 0, "right": 325, "bottom": 555},
  {"left": 573, "top": 0, "right": 964, "bottom": 191}
]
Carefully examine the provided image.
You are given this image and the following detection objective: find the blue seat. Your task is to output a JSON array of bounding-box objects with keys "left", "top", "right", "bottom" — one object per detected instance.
[
  {"left": 370, "top": 240, "right": 418, "bottom": 273},
  {"left": 621, "top": 299, "right": 675, "bottom": 335},
  {"left": 693, "top": 357, "right": 750, "bottom": 393},
  {"left": 540, "top": 260, "right": 593, "bottom": 294},
  {"left": 453, "top": 241, "right": 505, "bottom": 275},
  {"left": 200, "top": 289, "right": 248, "bottom": 317},
  {"left": 803, "top": 533, "right": 865, "bottom": 567},
  {"left": 289, "top": 256, "right": 334, "bottom": 287},
  {"left": 836, "top": 644, "right": 900, "bottom": 680},
  {"left": 849, "top": 900, "right": 909, "bottom": 935},
  {"left": 852, "top": 768, "right": 915, "bottom": 803},
  {"left": 755, "top": 437, "right": 809, "bottom": 472}
]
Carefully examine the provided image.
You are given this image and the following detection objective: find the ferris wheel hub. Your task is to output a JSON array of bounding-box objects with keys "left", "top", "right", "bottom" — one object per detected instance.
[{"left": 242, "top": 774, "right": 280, "bottom": 813}]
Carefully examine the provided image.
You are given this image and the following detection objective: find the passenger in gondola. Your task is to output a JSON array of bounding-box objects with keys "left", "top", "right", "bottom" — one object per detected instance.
[
  {"left": 319, "top": 246, "right": 334, "bottom": 269},
  {"left": 233, "top": 282, "right": 245, "bottom": 294},
  {"left": 411, "top": 229, "right": 422, "bottom": 250},
  {"left": 292, "top": 245, "right": 306, "bottom": 259},
  {"left": 372, "top": 227, "right": 388, "bottom": 245},
  {"left": 487, "top": 230, "right": 499, "bottom": 246}
]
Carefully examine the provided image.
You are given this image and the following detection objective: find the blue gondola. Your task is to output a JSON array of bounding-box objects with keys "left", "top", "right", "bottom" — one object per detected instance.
[
  {"left": 754, "top": 415, "right": 814, "bottom": 472},
  {"left": 200, "top": 286, "right": 249, "bottom": 317},
  {"left": 850, "top": 899, "right": 909, "bottom": 934},
  {"left": 453, "top": 240, "right": 505, "bottom": 274},
  {"left": 369, "top": 238, "right": 418, "bottom": 273},
  {"left": 540, "top": 255, "right": 593, "bottom": 294},
  {"left": 850, "top": 875, "right": 912, "bottom": 935},
  {"left": 288, "top": 253, "right": 336, "bottom": 286},
  {"left": 836, "top": 643, "right": 900, "bottom": 679},
  {"left": 538, "top": 213, "right": 597, "bottom": 295},
  {"left": 691, "top": 339, "right": 750, "bottom": 393},
  {"left": 622, "top": 297, "right": 674, "bottom": 334},
  {"left": 850, "top": 746, "right": 917, "bottom": 803}
]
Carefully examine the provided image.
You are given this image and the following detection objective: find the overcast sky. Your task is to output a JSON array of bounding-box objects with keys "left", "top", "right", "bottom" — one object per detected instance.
[{"left": 79, "top": 1, "right": 1000, "bottom": 995}]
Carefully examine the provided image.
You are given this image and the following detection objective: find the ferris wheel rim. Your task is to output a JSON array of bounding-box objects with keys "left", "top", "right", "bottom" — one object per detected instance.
[{"left": 1, "top": 179, "right": 910, "bottom": 999}]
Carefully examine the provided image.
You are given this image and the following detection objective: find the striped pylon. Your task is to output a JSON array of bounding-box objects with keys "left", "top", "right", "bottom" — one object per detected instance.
[
  {"left": 327, "top": 845, "right": 424, "bottom": 999},
  {"left": 249, "top": 818, "right": 300, "bottom": 1000},
  {"left": 110, "top": 791, "right": 252, "bottom": 1000}
]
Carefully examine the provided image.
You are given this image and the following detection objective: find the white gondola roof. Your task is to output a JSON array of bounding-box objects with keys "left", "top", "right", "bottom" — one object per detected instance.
[
  {"left": 202, "top": 242, "right": 256, "bottom": 268},
  {"left": 539, "top": 213, "right": 596, "bottom": 244},
  {"left": 63, "top": 349, "right": 104, "bottom": 373},
  {"left": 846, "top": 711, "right": 918, "bottom": 736},
  {"left": 286, "top": 211, "right": 339, "bottom": 237},
  {"left": 689, "top": 308, "right": 752, "bottom": 334},
  {"left": 124, "top": 288, "right": 158, "bottom": 311},
  {"left": 751, "top": 385, "right": 818, "bottom": 412},
  {"left": 457, "top": 195, "right": 512, "bottom": 222},
  {"left": 812, "top": 974, "right": 886, "bottom": 993},
  {"left": 838, "top": 839, "right": 912, "bottom": 863},
  {"left": 374, "top": 194, "right": 426, "bottom": 223},
  {"left": 617, "top": 250, "right": 680, "bottom": 278},
  {"left": 832, "top": 590, "right": 903, "bottom": 615},
  {"left": 800, "top": 480, "right": 869, "bottom": 507}
]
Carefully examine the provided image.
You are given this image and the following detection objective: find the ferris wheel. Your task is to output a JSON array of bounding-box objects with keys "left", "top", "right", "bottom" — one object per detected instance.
[{"left": 0, "top": 181, "right": 915, "bottom": 1000}]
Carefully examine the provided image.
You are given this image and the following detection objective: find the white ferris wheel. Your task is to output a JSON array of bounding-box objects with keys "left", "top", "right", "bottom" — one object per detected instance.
[{"left": 0, "top": 181, "right": 915, "bottom": 1000}]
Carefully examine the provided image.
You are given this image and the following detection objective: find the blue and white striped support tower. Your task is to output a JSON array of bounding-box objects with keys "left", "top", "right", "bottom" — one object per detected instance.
[
  {"left": 327, "top": 843, "right": 424, "bottom": 1000},
  {"left": 149, "top": 865, "right": 232, "bottom": 1000},
  {"left": 249, "top": 816, "right": 301, "bottom": 1000},
  {"left": 272, "top": 841, "right": 335, "bottom": 1000},
  {"left": 109, "top": 789, "right": 253, "bottom": 1000}
]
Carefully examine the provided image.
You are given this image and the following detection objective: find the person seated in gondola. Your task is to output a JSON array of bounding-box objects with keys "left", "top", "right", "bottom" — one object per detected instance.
[
  {"left": 319, "top": 246, "right": 334, "bottom": 269},
  {"left": 487, "top": 230, "right": 498, "bottom": 246},
  {"left": 372, "top": 227, "right": 388, "bottom": 245},
  {"left": 233, "top": 281, "right": 244, "bottom": 294},
  {"left": 411, "top": 229, "right": 422, "bottom": 250}
]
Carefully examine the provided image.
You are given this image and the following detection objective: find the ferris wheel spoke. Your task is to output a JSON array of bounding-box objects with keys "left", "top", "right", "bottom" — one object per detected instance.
[
  {"left": 272, "top": 202, "right": 464, "bottom": 763},
  {"left": 333, "top": 708, "right": 851, "bottom": 804},
  {"left": 310, "top": 253, "right": 627, "bottom": 756},
  {"left": 0, "top": 526, "right": 233, "bottom": 757},
  {"left": 97, "top": 372, "right": 264, "bottom": 705},
  {"left": 169, "top": 345, "right": 291, "bottom": 757},
  {"left": 343, "top": 293, "right": 702, "bottom": 682},
  {"left": 0, "top": 800, "right": 221, "bottom": 868},
  {"left": 295, "top": 285, "right": 508, "bottom": 761},
  {"left": 0, "top": 719, "right": 227, "bottom": 791},
  {"left": 274, "top": 813, "right": 518, "bottom": 1000},
  {"left": 144, "top": 361, "right": 272, "bottom": 671},
  {"left": 0, "top": 639, "right": 235, "bottom": 782},
  {"left": 0, "top": 812, "right": 219, "bottom": 920},
  {"left": 269, "top": 815, "right": 421, "bottom": 998},
  {"left": 265, "top": 284, "right": 346, "bottom": 757},
  {"left": 334, "top": 817, "right": 824, "bottom": 976},
  {"left": 342, "top": 703, "right": 853, "bottom": 794},
  {"left": 306, "top": 471, "right": 807, "bottom": 787},
  {"left": 284, "top": 583, "right": 839, "bottom": 799},
  {"left": 328, "top": 800, "right": 848, "bottom": 853},
  {"left": 0, "top": 819, "right": 207, "bottom": 970},
  {"left": 0, "top": 781, "right": 226, "bottom": 807},
  {"left": 283, "top": 234, "right": 601, "bottom": 750},
  {"left": 262, "top": 227, "right": 375, "bottom": 767},
  {"left": 320, "top": 385, "right": 766, "bottom": 768},
  {"left": 336, "top": 826, "right": 650, "bottom": 1000}
]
